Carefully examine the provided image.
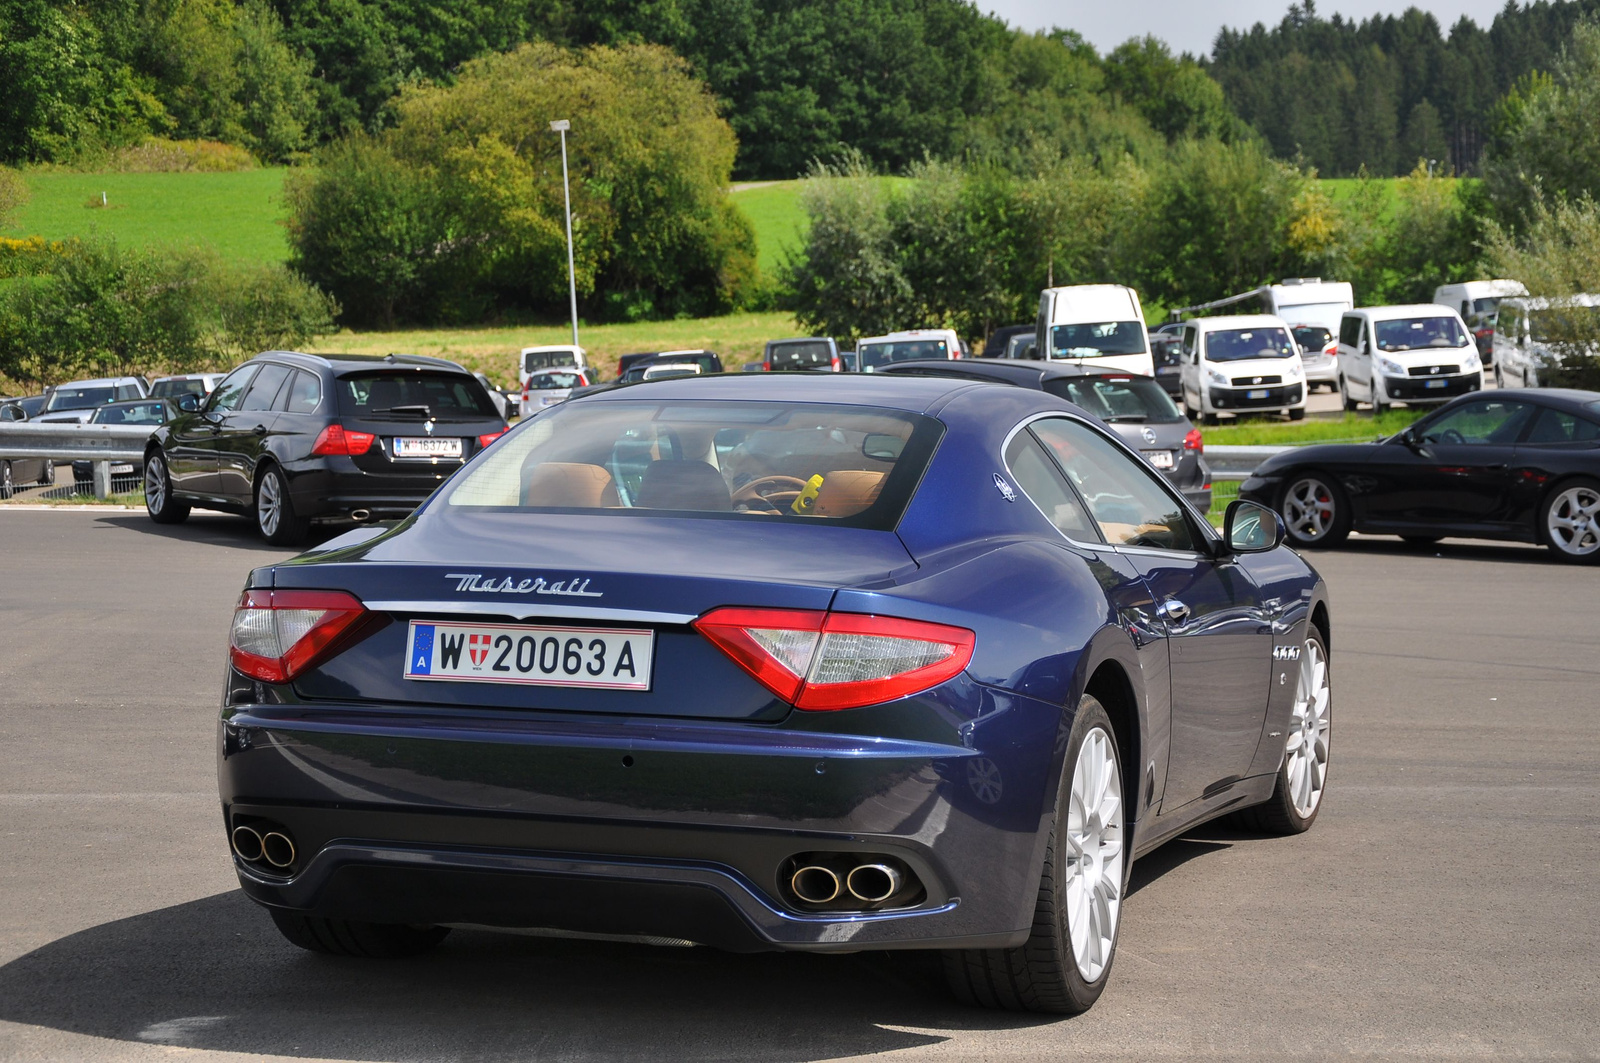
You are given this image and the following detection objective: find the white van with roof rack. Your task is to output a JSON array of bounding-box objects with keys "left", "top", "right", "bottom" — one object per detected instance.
[
  {"left": 1034, "top": 284, "right": 1153, "bottom": 375},
  {"left": 1177, "top": 314, "right": 1308, "bottom": 424}
]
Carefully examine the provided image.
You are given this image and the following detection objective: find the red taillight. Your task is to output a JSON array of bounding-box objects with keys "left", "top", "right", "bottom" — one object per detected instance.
[
  {"left": 1323, "top": 342, "right": 1338, "bottom": 357},
  {"left": 228, "top": 589, "right": 367, "bottom": 682},
  {"left": 1184, "top": 428, "right": 1203, "bottom": 452},
  {"left": 478, "top": 429, "right": 506, "bottom": 449},
  {"left": 310, "top": 424, "right": 376, "bottom": 456},
  {"left": 693, "top": 606, "right": 975, "bottom": 711},
  {"left": 830, "top": 354, "right": 841, "bottom": 371},
  {"left": 762, "top": 359, "right": 772, "bottom": 371}
]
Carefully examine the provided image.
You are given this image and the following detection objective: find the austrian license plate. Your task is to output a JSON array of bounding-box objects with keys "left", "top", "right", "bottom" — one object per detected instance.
[
  {"left": 393, "top": 436, "right": 463, "bottom": 458},
  {"left": 1425, "top": 379, "right": 1447, "bottom": 389},
  {"left": 1143, "top": 449, "right": 1175, "bottom": 469},
  {"left": 1246, "top": 389, "right": 1270, "bottom": 400},
  {"left": 405, "top": 620, "right": 653, "bottom": 690}
]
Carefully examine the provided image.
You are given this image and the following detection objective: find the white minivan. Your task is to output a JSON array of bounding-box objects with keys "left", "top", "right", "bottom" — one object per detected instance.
[
  {"left": 1491, "top": 294, "right": 1600, "bottom": 388},
  {"left": 1034, "top": 284, "right": 1154, "bottom": 376},
  {"left": 1336, "top": 304, "right": 1482, "bottom": 412},
  {"left": 856, "top": 329, "right": 962, "bottom": 372},
  {"left": 519, "top": 345, "right": 588, "bottom": 389},
  {"left": 1178, "top": 314, "right": 1308, "bottom": 424},
  {"left": 1432, "top": 279, "right": 1526, "bottom": 358}
]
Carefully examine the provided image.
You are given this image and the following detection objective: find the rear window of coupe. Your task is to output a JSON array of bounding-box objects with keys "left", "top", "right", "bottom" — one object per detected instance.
[{"left": 447, "top": 400, "right": 941, "bottom": 529}]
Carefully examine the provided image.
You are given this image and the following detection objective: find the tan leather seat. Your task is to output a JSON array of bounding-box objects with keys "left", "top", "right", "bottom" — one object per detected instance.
[
  {"left": 812, "top": 470, "right": 885, "bottom": 517},
  {"left": 522, "top": 463, "right": 619, "bottom": 507}
]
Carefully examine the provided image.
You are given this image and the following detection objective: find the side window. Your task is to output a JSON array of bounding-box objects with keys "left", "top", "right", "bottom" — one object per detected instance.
[
  {"left": 1182, "top": 326, "right": 1198, "bottom": 360},
  {"left": 1030, "top": 418, "right": 1196, "bottom": 552},
  {"left": 238, "top": 364, "right": 292, "bottom": 412},
  {"left": 279, "top": 370, "right": 323, "bottom": 414},
  {"left": 207, "top": 366, "right": 257, "bottom": 413},
  {"left": 1523, "top": 407, "right": 1600, "bottom": 445},
  {"left": 1004, "top": 430, "right": 1098, "bottom": 542},
  {"left": 1418, "top": 399, "right": 1537, "bottom": 445},
  {"left": 1338, "top": 316, "right": 1362, "bottom": 348},
  {"left": 116, "top": 384, "right": 140, "bottom": 400}
]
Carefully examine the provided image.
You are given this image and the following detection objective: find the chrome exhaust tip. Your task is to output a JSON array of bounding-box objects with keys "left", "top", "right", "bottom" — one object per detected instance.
[
  {"left": 349, "top": 509, "right": 372, "bottom": 522},
  {"left": 231, "top": 825, "right": 263, "bottom": 862},
  {"left": 846, "top": 863, "right": 902, "bottom": 904},
  {"left": 790, "top": 865, "right": 842, "bottom": 905},
  {"left": 261, "top": 831, "right": 296, "bottom": 869}
]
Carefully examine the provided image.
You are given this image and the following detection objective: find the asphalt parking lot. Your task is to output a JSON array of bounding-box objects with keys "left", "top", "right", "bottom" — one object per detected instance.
[{"left": 1, "top": 508, "right": 1596, "bottom": 1061}]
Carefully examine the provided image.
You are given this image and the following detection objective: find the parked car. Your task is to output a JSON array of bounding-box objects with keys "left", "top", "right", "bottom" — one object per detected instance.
[
  {"left": 149, "top": 373, "right": 225, "bottom": 402},
  {"left": 1491, "top": 294, "right": 1600, "bottom": 389},
  {"left": 638, "top": 362, "right": 703, "bottom": 381},
  {"left": 1, "top": 393, "right": 49, "bottom": 419},
  {"left": 1290, "top": 324, "right": 1339, "bottom": 392},
  {"left": 472, "top": 372, "right": 514, "bottom": 421},
  {"left": 70, "top": 398, "right": 179, "bottom": 484},
  {"left": 1149, "top": 334, "right": 1184, "bottom": 398},
  {"left": 856, "top": 329, "right": 962, "bottom": 372},
  {"left": 1434, "top": 279, "right": 1527, "bottom": 360},
  {"left": 877, "top": 358, "right": 1213, "bottom": 512},
  {"left": 762, "top": 337, "right": 841, "bottom": 372},
  {"left": 980, "top": 324, "right": 1035, "bottom": 359},
  {"left": 143, "top": 352, "right": 508, "bottom": 544},
  {"left": 0, "top": 399, "right": 55, "bottom": 496},
  {"left": 1177, "top": 314, "right": 1308, "bottom": 424},
  {"left": 1241, "top": 388, "right": 1600, "bottom": 562},
  {"left": 217, "top": 371, "right": 1330, "bottom": 1016},
  {"left": 1035, "top": 284, "right": 1155, "bottom": 375},
  {"left": 519, "top": 345, "right": 589, "bottom": 390},
  {"left": 520, "top": 367, "right": 591, "bottom": 416},
  {"left": 1336, "top": 304, "right": 1482, "bottom": 412},
  {"left": 838, "top": 350, "right": 859, "bottom": 373},
  {"left": 34, "top": 377, "right": 149, "bottom": 423},
  {"left": 617, "top": 349, "right": 724, "bottom": 380}
]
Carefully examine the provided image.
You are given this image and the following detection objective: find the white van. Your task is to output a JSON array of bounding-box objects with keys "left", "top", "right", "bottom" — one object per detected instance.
[
  {"left": 1177, "top": 314, "right": 1308, "bottom": 423},
  {"left": 1432, "top": 279, "right": 1527, "bottom": 356},
  {"left": 1491, "top": 294, "right": 1600, "bottom": 388},
  {"left": 1034, "top": 284, "right": 1154, "bottom": 375},
  {"left": 855, "top": 329, "right": 962, "bottom": 372},
  {"left": 519, "top": 345, "right": 588, "bottom": 389},
  {"left": 1336, "top": 304, "right": 1482, "bottom": 412}
]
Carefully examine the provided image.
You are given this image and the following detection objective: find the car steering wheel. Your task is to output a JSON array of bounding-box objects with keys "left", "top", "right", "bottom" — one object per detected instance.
[
  {"left": 732, "top": 474, "right": 809, "bottom": 512},
  {"left": 1438, "top": 429, "right": 1465, "bottom": 444}
]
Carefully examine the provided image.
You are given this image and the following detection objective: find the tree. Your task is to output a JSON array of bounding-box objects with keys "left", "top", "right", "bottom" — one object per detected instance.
[
  {"left": 0, "top": 167, "right": 28, "bottom": 227},
  {"left": 1104, "top": 36, "right": 1239, "bottom": 143}
]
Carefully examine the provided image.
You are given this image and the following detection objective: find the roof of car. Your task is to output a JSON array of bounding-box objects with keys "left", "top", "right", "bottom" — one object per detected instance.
[
  {"left": 879, "top": 359, "right": 1112, "bottom": 384},
  {"left": 249, "top": 351, "right": 468, "bottom": 373},
  {"left": 1183, "top": 314, "right": 1289, "bottom": 330},
  {"left": 572, "top": 370, "right": 986, "bottom": 414},
  {"left": 1352, "top": 303, "right": 1461, "bottom": 320},
  {"left": 859, "top": 330, "right": 958, "bottom": 343},
  {"left": 1497, "top": 387, "right": 1600, "bottom": 411},
  {"left": 56, "top": 377, "right": 144, "bottom": 387}
]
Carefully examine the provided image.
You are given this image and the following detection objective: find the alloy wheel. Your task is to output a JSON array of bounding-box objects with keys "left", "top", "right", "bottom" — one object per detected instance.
[
  {"left": 145, "top": 456, "right": 166, "bottom": 512},
  {"left": 258, "top": 471, "right": 283, "bottom": 537},
  {"left": 1286, "top": 638, "right": 1331, "bottom": 818},
  {"left": 1282, "top": 477, "right": 1336, "bottom": 541},
  {"left": 1546, "top": 485, "right": 1600, "bottom": 558},
  {"left": 1064, "top": 726, "right": 1123, "bottom": 983}
]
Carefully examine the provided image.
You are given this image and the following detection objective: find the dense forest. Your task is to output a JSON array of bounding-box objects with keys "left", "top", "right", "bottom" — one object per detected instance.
[{"left": 5, "top": 0, "right": 1599, "bottom": 178}]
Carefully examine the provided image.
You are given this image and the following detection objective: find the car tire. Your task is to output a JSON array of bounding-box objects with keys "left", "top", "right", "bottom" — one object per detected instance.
[
  {"left": 255, "top": 464, "right": 309, "bottom": 546},
  {"left": 1278, "top": 471, "right": 1351, "bottom": 548},
  {"left": 1232, "top": 627, "right": 1331, "bottom": 835},
  {"left": 1340, "top": 377, "right": 1357, "bottom": 412},
  {"left": 1288, "top": 407, "right": 1306, "bottom": 421},
  {"left": 144, "top": 452, "right": 190, "bottom": 524},
  {"left": 268, "top": 909, "right": 450, "bottom": 958},
  {"left": 943, "top": 695, "right": 1126, "bottom": 1015},
  {"left": 1371, "top": 379, "right": 1389, "bottom": 415},
  {"left": 1202, "top": 411, "right": 1219, "bottom": 426},
  {"left": 1540, "top": 478, "right": 1600, "bottom": 565}
]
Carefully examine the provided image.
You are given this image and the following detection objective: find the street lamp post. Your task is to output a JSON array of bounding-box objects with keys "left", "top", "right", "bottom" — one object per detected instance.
[{"left": 550, "top": 119, "right": 579, "bottom": 347}]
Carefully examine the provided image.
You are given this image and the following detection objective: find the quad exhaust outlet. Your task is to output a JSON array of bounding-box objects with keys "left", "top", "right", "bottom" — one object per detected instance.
[{"left": 784, "top": 853, "right": 921, "bottom": 911}]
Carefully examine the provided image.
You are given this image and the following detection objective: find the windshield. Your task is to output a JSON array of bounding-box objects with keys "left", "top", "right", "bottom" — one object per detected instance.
[
  {"left": 1043, "top": 376, "right": 1183, "bottom": 424},
  {"left": 1291, "top": 325, "right": 1332, "bottom": 353},
  {"left": 523, "top": 351, "right": 579, "bottom": 372},
  {"left": 150, "top": 378, "right": 208, "bottom": 398},
  {"left": 1205, "top": 327, "right": 1296, "bottom": 361},
  {"left": 1374, "top": 316, "right": 1469, "bottom": 351},
  {"left": 531, "top": 372, "right": 584, "bottom": 390},
  {"left": 92, "top": 401, "right": 169, "bottom": 425},
  {"left": 1048, "top": 321, "right": 1145, "bottom": 358},
  {"left": 447, "top": 400, "right": 940, "bottom": 528},
  {"left": 338, "top": 372, "right": 500, "bottom": 421},
  {"left": 768, "top": 341, "right": 834, "bottom": 368},
  {"left": 859, "top": 340, "right": 950, "bottom": 369},
  {"left": 45, "top": 386, "right": 115, "bottom": 411}
]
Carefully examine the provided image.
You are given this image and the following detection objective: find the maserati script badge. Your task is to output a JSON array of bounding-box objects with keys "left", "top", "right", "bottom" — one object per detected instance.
[
  {"left": 994, "top": 474, "right": 1017, "bottom": 502},
  {"left": 446, "top": 573, "right": 603, "bottom": 597}
]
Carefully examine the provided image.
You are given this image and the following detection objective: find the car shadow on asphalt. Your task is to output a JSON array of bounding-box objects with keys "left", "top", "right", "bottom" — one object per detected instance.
[
  {"left": 1126, "top": 837, "right": 1231, "bottom": 897},
  {"left": 92, "top": 512, "right": 349, "bottom": 553},
  {"left": 1340, "top": 534, "right": 1552, "bottom": 566},
  {"left": 0, "top": 891, "right": 1063, "bottom": 1060}
]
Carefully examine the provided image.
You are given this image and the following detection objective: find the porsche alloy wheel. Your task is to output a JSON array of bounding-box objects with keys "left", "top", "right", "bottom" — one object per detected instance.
[
  {"left": 1543, "top": 481, "right": 1600, "bottom": 563},
  {"left": 1285, "top": 637, "right": 1332, "bottom": 820},
  {"left": 1064, "top": 725, "right": 1124, "bottom": 983},
  {"left": 1280, "top": 474, "right": 1350, "bottom": 548}
]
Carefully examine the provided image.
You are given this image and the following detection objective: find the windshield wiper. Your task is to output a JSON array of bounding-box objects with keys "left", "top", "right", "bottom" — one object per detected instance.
[{"left": 374, "top": 404, "right": 431, "bottom": 418}]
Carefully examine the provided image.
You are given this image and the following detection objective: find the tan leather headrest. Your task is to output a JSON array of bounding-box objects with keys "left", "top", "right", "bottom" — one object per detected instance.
[
  {"left": 523, "top": 462, "right": 618, "bottom": 507},
  {"left": 812, "top": 470, "right": 885, "bottom": 517}
]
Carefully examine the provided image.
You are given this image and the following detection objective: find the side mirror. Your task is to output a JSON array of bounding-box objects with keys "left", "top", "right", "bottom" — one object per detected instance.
[
  {"left": 1223, "top": 499, "right": 1285, "bottom": 553},
  {"left": 177, "top": 394, "right": 201, "bottom": 413}
]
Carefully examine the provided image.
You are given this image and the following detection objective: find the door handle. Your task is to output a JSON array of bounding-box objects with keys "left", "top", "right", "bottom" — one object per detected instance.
[{"left": 1156, "top": 600, "right": 1190, "bottom": 624}]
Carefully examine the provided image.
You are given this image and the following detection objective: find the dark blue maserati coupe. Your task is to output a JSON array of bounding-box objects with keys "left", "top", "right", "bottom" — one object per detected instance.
[{"left": 219, "top": 373, "right": 1332, "bottom": 1014}]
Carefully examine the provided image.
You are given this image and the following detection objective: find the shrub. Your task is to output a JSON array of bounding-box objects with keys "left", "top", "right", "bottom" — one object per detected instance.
[{"left": 108, "top": 138, "right": 257, "bottom": 173}]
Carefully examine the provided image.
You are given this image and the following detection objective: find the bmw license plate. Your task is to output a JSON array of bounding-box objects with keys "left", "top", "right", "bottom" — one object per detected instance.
[
  {"left": 1143, "top": 449, "right": 1175, "bottom": 469},
  {"left": 1425, "top": 379, "right": 1447, "bottom": 389},
  {"left": 393, "top": 437, "right": 463, "bottom": 458},
  {"left": 404, "top": 620, "right": 652, "bottom": 690},
  {"left": 1246, "top": 389, "right": 1270, "bottom": 400}
]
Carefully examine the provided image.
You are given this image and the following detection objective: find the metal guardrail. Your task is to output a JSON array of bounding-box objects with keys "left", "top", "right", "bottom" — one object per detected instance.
[
  {"left": 1204, "top": 444, "right": 1291, "bottom": 481},
  {"left": 0, "top": 421, "right": 156, "bottom": 499}
]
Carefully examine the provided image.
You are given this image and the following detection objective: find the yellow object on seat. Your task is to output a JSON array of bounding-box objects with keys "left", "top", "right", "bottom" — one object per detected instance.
[
  {"left": 522, "top": 463, "right": 619, "bottom": 507},
  {"left": 812, "top": 470, "right": 885, "bottom": 517}
]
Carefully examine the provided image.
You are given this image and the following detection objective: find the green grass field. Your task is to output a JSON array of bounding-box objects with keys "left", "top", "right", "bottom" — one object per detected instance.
[
  {"left": 730, "top": 181, "right": 807, "bottom": 276},
  {"left": 5, "top": 169, "right": 291, "bottom": 263},
  {"left": 1202, "top": 409, "right": 1424, "bottom": 446}
]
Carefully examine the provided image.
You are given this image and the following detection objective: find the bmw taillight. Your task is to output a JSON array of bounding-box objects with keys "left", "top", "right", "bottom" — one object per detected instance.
[
  {"left": 229, "top": 589, "right": 367, "bottom": 682},
  {"left": 693, "top": 607, "right": 975, "bottom": 711},
  {"left": 478, "top": 429, "right": 506, "bottom": 449},
  {"left": 1183, "top": 428, "right": 1203, "bottom": 452},
  {"left": 310, "top": 424, "right": 376, "bottom": 456}
]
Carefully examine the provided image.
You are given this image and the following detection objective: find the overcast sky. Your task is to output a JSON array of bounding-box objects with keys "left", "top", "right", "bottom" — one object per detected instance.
[{"left": 981, "top": 1, "right": 1513, "bottom": 55}]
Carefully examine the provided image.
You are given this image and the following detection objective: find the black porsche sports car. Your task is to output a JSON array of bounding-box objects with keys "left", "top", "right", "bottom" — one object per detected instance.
[{"left": 1239, "top": 388, "right": 1600, "bottom": 562}]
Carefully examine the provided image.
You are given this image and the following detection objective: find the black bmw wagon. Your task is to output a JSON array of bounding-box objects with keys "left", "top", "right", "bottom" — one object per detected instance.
[{"left": 144, "top": 352, "right": 508, "bottom": 543}]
